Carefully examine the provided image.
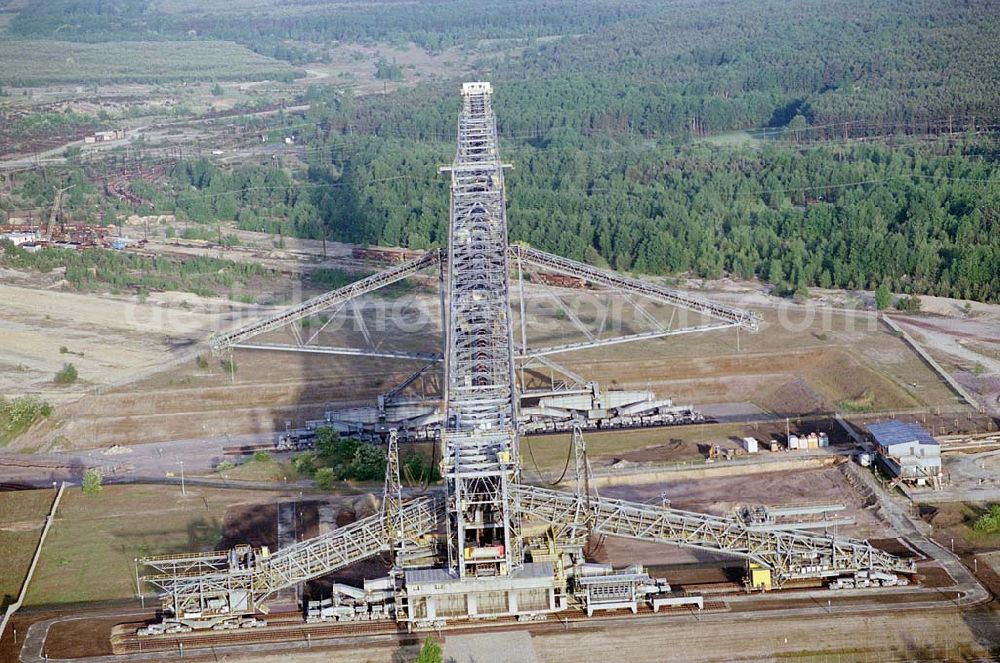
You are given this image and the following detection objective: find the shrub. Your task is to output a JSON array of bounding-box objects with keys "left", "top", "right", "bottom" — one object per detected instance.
[
  {"left": 195, "top": 354, "right": 209, "bottom": 369},
  {"left": 291, "top": 452, "right": 318, "bottom": 476},
  {"left": 252, "top": 450, "right": 271, "bottom": 463},
  {"left": 54, "top": 363, "right": 78, "bottom": 384},
  {"left": 974, "top": 505, "right": 1000, "bottom": 533},
  {"left": 314, "top": 467, "right": 336, "bottom": 490},
  {"left": 415, "top": 637, "right": 443, "bottom": 663},
  {"left": 82, "top": 468, "right": 103, "bottom": 495},
  {"left": 215, "top": 459, "right": 235, "bottom": 472},
  {"left": 0, "top": 396, "right": 52, "bottom": 439},
  {"left": 221, "top": 358, "right": 237, "bottom": 373}
]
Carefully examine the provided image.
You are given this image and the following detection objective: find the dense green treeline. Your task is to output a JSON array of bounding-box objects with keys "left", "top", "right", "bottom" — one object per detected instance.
[
  {"left": 169, "top": 159, "right": 322, "bottom": 237},
  {"left": 307, "top": 132, "right": 1000, "bottom": 302},
  {"left": 16, "top": 133, "right": 997, "bottom": 302},
  {"left": 495, "top": 0, "right": 1000, "bottom": 135},
  {"left": 9, "top": 1, "right": 999, "bottom": 136},
  {"left": 8, "top": 0, "right": 649, "bottom": 52},
  {"left": 5, "top": 0, "right": 998, "bottom": 302}
]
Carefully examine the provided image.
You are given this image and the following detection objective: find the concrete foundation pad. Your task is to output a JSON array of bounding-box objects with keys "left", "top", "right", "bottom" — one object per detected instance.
[{"left": 445, "top": 630, "right": 538, "bottom": 663}]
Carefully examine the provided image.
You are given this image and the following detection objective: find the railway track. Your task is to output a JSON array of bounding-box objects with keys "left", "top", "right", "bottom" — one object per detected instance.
[
  {"left": 109, "top": 601, "right": 729, "bottom": 654},
  {"left": 111, "top": 615, "right": 403, "bottom": 654}
]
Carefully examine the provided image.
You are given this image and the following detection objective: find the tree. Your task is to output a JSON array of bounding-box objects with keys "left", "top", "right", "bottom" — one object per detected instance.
[
  {"left": 82, "top": 468, "right": 103, "bottom": 495},
  {"left": 415, "top": 637, "right": 443, "bottom": 663},
  {"left": 349, "top": 443, "right": 386, "bottom": 481},
  {"left": 875, "top": 283, "right": 891, "bottom": 310},
  {"left": 211, "top": 83, "right": 224, "bottom": 96},
  {"left": 767, "top": 258, "right": 784, "bottom": 288},
  {"left": 375, "top": 57, "right": 403, "bottom": 81},
  {"left": 403, "top": 453, "right": 440, "bottom": 484}
]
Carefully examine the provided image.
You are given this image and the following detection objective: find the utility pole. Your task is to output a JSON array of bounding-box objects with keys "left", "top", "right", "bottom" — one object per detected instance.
[{"left": 179, "top": 460, "right": 186, "bottom": 496}]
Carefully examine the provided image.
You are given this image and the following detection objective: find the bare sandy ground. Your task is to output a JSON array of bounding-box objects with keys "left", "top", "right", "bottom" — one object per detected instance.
[
  {"left": 892, "top": 311, "right": 1000, "bottom": 414},
  {"left": 0, "top": 283, "right": 234, "bottom": 401},
  {"left": 214, "top": 609, "right": 999, "bottom": 662},
  {"left": 2, "top": 234, "right": 995, "bottom": 454},
  {"left": 532, "top": 609, "right": 998, "bottom": 663}
]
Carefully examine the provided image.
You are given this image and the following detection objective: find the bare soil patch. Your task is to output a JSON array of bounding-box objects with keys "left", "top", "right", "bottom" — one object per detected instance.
[{"left": 45, "top": 615, "right": 119, "bottom": 658}]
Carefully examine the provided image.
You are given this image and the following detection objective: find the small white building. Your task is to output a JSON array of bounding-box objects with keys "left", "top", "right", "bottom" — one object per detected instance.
[
  {"left": 84, "top": 129, "right": 126, "bottom": 143},
  {"left": 1, "top": 231, "right": 38, "bottom": 246},
  {"left": 741, "top": 437, "right": 758, "bottom": 453},
  {"left": 867, "top": 420, "right": 942, "bottom": 488}
]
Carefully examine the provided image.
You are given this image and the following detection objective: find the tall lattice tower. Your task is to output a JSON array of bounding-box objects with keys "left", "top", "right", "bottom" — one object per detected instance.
[
  {"left": 137, "top": 82, "right": 915, "bottom": 635},
  {"left": 440, "top": 82, "right": 522, "bottom": 578}
]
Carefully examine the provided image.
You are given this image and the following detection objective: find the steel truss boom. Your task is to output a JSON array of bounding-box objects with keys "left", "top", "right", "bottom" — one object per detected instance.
[
  {"left": 210, "top": 250, "right": 440, "bottom": 354},
  {"left": 511, "top": 245, "right": 760, "bottom": 332},
  {"left": 143, "top": 496, "right": 440, "bottom": 617},
  {"left": 231, "top": 343, "right": 440, "bottom": 362},
  {"left": 514, "top": 484, "right": 913, "bottom": 584},
  {"left": 523, "top": 323, "right": 738, "bottom": 358}
]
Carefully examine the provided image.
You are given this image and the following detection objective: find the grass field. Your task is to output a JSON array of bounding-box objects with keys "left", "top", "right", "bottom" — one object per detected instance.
[
  {"left": 215, "top": 456, "right": 302, "bottom": 483},
  {"left": 21, "top": 484, "right": 300, "bottom": 605},
  {"left": 0, "top": 490, "right": 53, "bottom": 602},
  {"left": 0, "top": 40, "right": 298, "bottom": 85}
]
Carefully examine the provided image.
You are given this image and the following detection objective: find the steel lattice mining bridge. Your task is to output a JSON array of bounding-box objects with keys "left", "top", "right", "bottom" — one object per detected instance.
[{"left": 138, "top": 82, "right": 913, "bottom": 634}]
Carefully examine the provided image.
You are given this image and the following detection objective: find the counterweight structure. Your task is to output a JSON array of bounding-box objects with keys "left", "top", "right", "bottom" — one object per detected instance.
[{"left": 140, "top": 82, "right": 914, "bottom": 632}]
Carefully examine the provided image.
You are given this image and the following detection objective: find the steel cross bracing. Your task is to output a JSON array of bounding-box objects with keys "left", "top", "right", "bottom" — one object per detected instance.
[
  {"left": 511, "top": 245, "right": 760, "bottom": 357},
  {"left": 514, "top": 484, "right": 914, "bottom": 584},
  {"left": 142, "top": 496, "right": 440, "bottom": 617},
  {"left": 209, "top": 250, "right": 440, "bottom": 356},
  {"left": 440, "top": 82, "right": 522, "bottom": 578}
]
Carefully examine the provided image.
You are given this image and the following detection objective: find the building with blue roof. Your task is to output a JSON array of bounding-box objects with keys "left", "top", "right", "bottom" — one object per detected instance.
[{"left": 866, "top": 420, "right": 942, "bottom": 488}]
